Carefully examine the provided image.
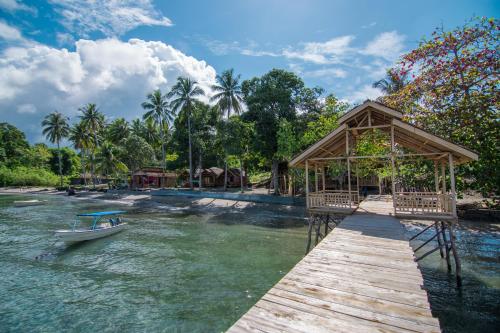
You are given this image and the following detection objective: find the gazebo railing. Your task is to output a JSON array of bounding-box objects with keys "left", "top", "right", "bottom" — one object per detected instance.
[
  {"left": 394, "top": 192, "right": 453, "bottom": 215},
  {"left": 308, "top": 190, "right": 359, "bottom": 209}
]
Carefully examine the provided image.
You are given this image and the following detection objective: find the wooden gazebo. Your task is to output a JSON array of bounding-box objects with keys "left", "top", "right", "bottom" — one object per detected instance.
[{"left": 290, "top": 100, "right": 478, "bottom": 220}]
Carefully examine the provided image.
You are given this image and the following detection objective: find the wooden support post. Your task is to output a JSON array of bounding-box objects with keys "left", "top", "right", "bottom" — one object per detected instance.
[
  {"left": 305, "top": 213, "right": 313, "bottom": 254},
  {"left": 441, "top": 221, "right": 452, "bottom": 270},
  {"left": 391, "top": 124, "right": 396, "bottom": 213},
  {"left": 368, "top": 110, "right": 372, "bottom": 126},
  {"left": 322, "top": 165, "right": 326, "bottom": 192},
  {"left": 346, "top": 130, "right": 351, "bottom": 208},
  {"left": 448, "top": 153, "right": 457, "bottom": 218},
  {"left": 315, "top": 164, "right": 318, "bottom": 193},
  {"left": 448, "top": 223, "right": 462, "bottom": 288},
  {"left": 441, "top": 160, "right": 446, "bottom": 194},
  {"left": 305, "top": 160, "right": 309, "bottom": 208},
  {"left": 356, "top": 162, "right": 360, "bottom": 203},
  {"left": 434, "top": 221, "right": 445, "bottom": 258},
  {"left": 434, "top": 161, "right": 440, "bottom": 194}
]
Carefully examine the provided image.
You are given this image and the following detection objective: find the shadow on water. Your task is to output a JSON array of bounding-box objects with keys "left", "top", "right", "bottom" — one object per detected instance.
[{"left": 404, "top": 219, "right": 500, "bottom": 333}]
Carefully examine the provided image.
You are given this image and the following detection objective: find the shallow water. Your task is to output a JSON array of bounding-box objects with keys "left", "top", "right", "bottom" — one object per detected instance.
[
  {"left": 0, "top": 194, "right": 307, "bottom": 332},
  {"left": 1, "top": 194, "right": 499, "bottom": 332},
  {"left": 405, "top": 220, "right": 500, "bottom": 333}
]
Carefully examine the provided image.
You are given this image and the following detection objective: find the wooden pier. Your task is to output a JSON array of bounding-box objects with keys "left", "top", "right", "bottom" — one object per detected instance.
[{"left": 227, "top": 196, "right": 441, "bottom": 333}]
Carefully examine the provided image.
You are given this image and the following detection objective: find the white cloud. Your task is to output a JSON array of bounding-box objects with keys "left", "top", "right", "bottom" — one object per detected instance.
[
  {"left": 361, "top": 22, "right": 377, "bottom": 29},
  {"left": 17, "top": 103, "right": 36, "bottom": 114},
  {"left": 0, "top": 38, "right": 217, "bottom": 141},
  {"left": 361, "top": 31, "right": 406, "bottom": 61},
  {"left": 203, "top": 39, "right": 279, "bottom": 57},
  {"left": 49, "top": 0, "right": 173, "bottom": 37},
  {"left": 303, "top": 68, "right": 348, "bottom": 79},
  {"left": 345, "top": 85, "right": 382, "bottom": 103},
  {"left": 283, "top": 36, "right": 355, "bottom": 64},
  {"left": 56, "top": 32, "right": 75, "bottom": 46},
  {"left": 0, "top": 0, "right": 37, "bottom": 14},
  {"left": 0, "top": 20, "right": 23, "bottom": 41}
]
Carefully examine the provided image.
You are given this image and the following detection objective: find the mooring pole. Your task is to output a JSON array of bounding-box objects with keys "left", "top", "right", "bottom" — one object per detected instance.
[
  {"left": 440, "top": 221, "right": 452, "bottom": 271},
  {"left": 448, "top": 223, "right": 462, "bottom": 288},
  {"left": 434, "top": 221, "right": 445, "bottom": 258}
]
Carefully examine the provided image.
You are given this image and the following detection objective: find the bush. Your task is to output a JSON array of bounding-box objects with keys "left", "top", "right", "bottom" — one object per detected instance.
[{"left": 0, "top": 166, "right": 65, "bottom": 187}]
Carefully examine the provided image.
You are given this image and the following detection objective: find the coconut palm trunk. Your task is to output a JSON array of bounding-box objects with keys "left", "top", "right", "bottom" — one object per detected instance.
[
  {"left": 57, "top": 141, "right": 63, "bottom": 187},
  {"left": 224, "top": 159, "right": 228, "bottom": 191},
  {"left": 160, "top": 126, "right": 166, "bottom": 171},
  {"left": 198, "top": 153, "right": 202, "bottom": 190},
  {"left": 239, "top": 158, "right": 244, "bottom": 193},
  {"left": 188, "top": 115, "right": 193, "bottom": 189}
]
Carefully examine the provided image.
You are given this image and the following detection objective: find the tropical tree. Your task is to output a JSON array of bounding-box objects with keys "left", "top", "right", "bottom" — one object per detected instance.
[
  {"left": 210, "top": 69, "right": 245, "bottom": 191},
  {"left": 119, "top": 135, "right": 156, "bottom": 172},
  {"left": 107, "top": 118, "right": 130, "bottom": 145},
  {"left": 79, "top": 103, "right": 105, "bottom": 187},
  {"left": 69, "top": 121, "right": 91, "bottom": 185},
  {"left": 96, "top": 142, "right": 128, "bottom": 179},
  {"left": 385, "top": 17, "right": 499, "bottom": 193},
  {"left": 130, "top": 119, "right": 145, "bottom": 138},
  {"left": 142, "top": 89, "right": 173, "bottom": 171},
  {"left": 372, "top": 69, "right": 408, "bottom": 95},
  {"left": 167, "top": 77, "right": 205, "bottom": 189},
  {"left": 41, "top": 111, "right": 70, "bottom": 186}
]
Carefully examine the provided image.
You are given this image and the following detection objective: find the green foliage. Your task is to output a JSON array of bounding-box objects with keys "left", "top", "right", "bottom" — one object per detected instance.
[
  {"left": 248, "top": 171, "right": 271, "bottom": 184},
  {"left": 355, "top": 129, "right": 391, "bottom": 179},
  {"left": 384, "top": 17, "right": 499, "bottom": 193},
  {"left": 119, "top": 135, "right": 156, "bottom": 172},
  {"left": 0, "top": 123, "right": 30, "bottom": 167},
  {"left": 27, "top": 143, "right": 52, "bottom": 169},
  {"left": 276, "top": 119, "right": 298, "bottom": 160},
  {"left": 48, "top": 147, "right": 81, "bottom": 176},
  {"left": 0, "top": 166, "right": 64, "bottom": 187}
]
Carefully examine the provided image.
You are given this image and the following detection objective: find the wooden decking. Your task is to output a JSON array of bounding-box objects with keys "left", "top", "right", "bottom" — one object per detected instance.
[{"left": 227, "top": 195, "right": 441, "bottom": 333}]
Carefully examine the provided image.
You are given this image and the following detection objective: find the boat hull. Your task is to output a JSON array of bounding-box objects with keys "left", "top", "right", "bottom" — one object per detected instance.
[{"left": 54, "top": 223, "right": 127, "bottom": 243}]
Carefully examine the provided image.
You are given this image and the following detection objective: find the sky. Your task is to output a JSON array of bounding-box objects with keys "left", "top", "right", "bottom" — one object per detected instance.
[{"left": 0, "top": 0, "right": 498, "bottom": 143}]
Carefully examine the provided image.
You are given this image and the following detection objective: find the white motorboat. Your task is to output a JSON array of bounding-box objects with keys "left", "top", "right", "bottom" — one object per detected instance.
[
  {"left": 54, "top": 211, "right": 127, "bottom": 243},
  {"left": 13, "top": 199, "right": 47, "bottom": 207}
]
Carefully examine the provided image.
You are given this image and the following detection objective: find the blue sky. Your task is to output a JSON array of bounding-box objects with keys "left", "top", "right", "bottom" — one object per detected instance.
[{"left": 0, "top": 0, "right": 498, "bottom": 142}]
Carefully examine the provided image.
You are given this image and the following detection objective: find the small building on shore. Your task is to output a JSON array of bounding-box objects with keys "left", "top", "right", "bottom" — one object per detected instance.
[
  {"left": 131, "top": 167, "right": 177, "bottom": 189},
  {"left": 182, "top": 167, "right": 248, "bottom": 188},
  {"left": 70, "top": 173, "right": 111, "bottom": 186}
]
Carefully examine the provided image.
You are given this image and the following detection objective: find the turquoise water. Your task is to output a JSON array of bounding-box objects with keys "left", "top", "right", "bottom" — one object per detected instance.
[
  {"left": 0, "top": 194, "right": 307, "bottom": 332},
  {"left": 406, "top": 221, "right": 500, "bottom": 333},
  {"left": 1, "top": 194, "right": 499, "bottom": 332}
]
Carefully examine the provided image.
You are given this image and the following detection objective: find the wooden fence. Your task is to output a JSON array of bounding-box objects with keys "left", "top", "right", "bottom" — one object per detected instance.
[{"left": 308, "top": 190, "right": 359, "bottom": 209}]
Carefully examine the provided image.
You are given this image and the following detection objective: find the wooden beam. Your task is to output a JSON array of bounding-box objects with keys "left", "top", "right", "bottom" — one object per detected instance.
[
  {"left": 434, "top": 161, "right": 440, "bottom": 194},
  {"left": 441, "top": 160, "right": 446, "bottom": 194},
  {"left": 391, "top": 125, "right": 396, "bottom": 213},
  {"left": 305, "top": 160, "right": 309, "bottom": 208},
  {"left": 448, "top": 153, "right": 457, "bottom": 218}
]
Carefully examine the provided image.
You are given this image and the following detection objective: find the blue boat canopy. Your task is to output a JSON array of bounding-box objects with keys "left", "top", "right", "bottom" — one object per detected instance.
[{"left": 77, "top": 211, "right": 126, "bottom": 217}]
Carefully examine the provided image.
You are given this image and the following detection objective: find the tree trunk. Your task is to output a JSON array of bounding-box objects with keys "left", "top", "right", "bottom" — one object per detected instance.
[
  {"left": 92, "top": 133, "right": 98, "bottom": 188},
  {"left": 224, "top": 160, "right": 228, "bottom": 191},
  {"left": 57, "top": 141, "right": 63, "bottom": 187},
  {"left": 272, "top": 159, "right": 279, "bottom": 196},
  {"left": 188, "top": 116, "right": 193, "bottom": 189},
  {"left": 160, "top": 124, "right": 166, "bottom": 172},
  {"left": 199, "top": 152, "right": 202, "bottom": 190},
  {"left": 81, "top": 149, "right": 86, "bottom": 186},
  {"left": 239, "top": 158, "right": 244, "bottom": 193}
]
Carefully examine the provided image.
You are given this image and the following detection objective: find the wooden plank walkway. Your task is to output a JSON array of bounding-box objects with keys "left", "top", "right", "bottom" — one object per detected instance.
[{"left": 227, "top": 195, "right": 441, "bottom": 333}]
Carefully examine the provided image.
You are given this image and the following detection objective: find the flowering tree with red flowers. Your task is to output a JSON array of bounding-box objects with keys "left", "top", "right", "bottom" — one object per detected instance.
[{"left": 382, "top": 17, "right": 499, "bottom": 193}]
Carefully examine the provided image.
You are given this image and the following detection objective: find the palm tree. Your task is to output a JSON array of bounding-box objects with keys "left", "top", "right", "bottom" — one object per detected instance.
[
  {"left": 69, "top": 121, "right": 91, "bottom": 186},
  {"left": 167, "top": 77, "right": 205, "bottom": 189},
  {"left": 141, "top": 89, "right": 173, "bottom": 171},
  {"left": 130, "top": 119, "right": 144, "bottom": 138},
  {"left": 210, "top": 69, "right": 244, "bottom": 191},
  {"left": 79, "top": 103, "right": 105, "bottom": 187},
  {"left": 41, "top": 111, "right": 70, "bottom": 187},
  {"left": 107, "top": 118, "right": 130, "bottom": 144},
  {"left": 96, "top": 141, "right": 128, "bottom": 179},
  {"left": 142, "top": 118, "right": 161, "bottom": 149},
  {"left": 372, "top": 69, "right": 408, "bottom": 95}
]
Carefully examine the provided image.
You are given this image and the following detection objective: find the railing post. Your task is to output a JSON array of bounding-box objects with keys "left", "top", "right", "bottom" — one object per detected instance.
[
  {"left": 305, "top": 160, "right": 309, "bottom": 208},
  {"left": 448, "top": 153, "right": 457, "bottom": 218},
  {"left": 391, "top": 124, "right": 396, "bottom": 214}
]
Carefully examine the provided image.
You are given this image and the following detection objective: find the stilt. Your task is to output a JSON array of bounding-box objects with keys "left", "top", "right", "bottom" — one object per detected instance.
[
  {"left": 448, "top": 223, "right": 462, "bottom": 288},
  {"left": 306, "top": 211, "right": 344, "bottom": 254},
  {"left": 305, "top": 215, "right": 314, "bottom": 254},
  {"left": 440, "top": 221, "right": 452, "bottom": 271},
  {"left": 435, "top": 221, "right": 445, "bottom": 258}
]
